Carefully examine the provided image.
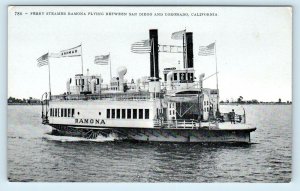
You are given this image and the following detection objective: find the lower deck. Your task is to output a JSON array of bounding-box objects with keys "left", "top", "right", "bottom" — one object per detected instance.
[{"left": 50, "top": 124, "right": 255, "bottom": 143}]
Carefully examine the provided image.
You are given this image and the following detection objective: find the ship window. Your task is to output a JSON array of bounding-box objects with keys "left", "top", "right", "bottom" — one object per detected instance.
[
  {"left": 75, "top": 79, "right": 77, "bottom": 85},
  {"left": 127, "top": 109, "right": 131, "bottom": 119},
  {"left": 50, "top": 108, "right": 52, "bottom": 116},
  {"left": 133, "top": 109, "right": 137, "bottom": 119},
  {"left": 107, "top": 109, "right": 110, "bottom": 118},
  {"left": 180, "top": 73, "right": 183, "bottom": 80},
  {"left": 55, "top": 108, "right": 57, "bottom": 117},
  {"left": 117, "top": 109, "right": 120, "bottom": 119},
  {"left": 68, "top": 109, "right": 71, "bottom": 117},
  {"left": 64, "top": 108, "right": 67, "bottom": 117},
  {"left": 122, "top": 109, "right": 126, "bottom": 119},
  {"left": 82, "top": 79, "right": 84, "bottom": 85},
  {"left": 145, "top": 109, "right": 149, "bottom": 119},
  {"left": 139, "top": 109, "right": 143, "bottom": 119},
  {"left": 174, "top": 73, "right": 177, "bottom": 81},
  {"left": 112, "top": 109, "right": 115, "bottom": 118},
  {"left": 173, "top": 110, "right": 175, "bottom": 115},
  {"left": 188, "top": 73, "right": 194, "bottom": 82},
  {"left": 72, "top": 109, "right": 75, "bottom": 117},
  {"left": 60, "top": 108, "right": 63, "bottom": 117},
  {"left": 99, "top": 112, "right": 101, "bottom": 115},
  {"left": 170, "top": 110, "right": 171, "bottom": 115},
  {"left": 164, "top": 74, "right": 167, "bottom": 81},
  {"left": 77, "top": 112, "right": 80, "bottom": 115},
  {"left": 97, "top": 78, "right": 100, "bottom": 85}
]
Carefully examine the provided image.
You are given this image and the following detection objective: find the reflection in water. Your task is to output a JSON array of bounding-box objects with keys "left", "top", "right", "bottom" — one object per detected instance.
[{"left": 8, "top": 105, "right": 291, "bottom": 182}]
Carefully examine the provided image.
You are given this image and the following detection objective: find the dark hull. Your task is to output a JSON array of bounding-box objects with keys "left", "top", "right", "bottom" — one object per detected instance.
[{"left": 49, "top": 124, "right": 255, "bottom": 143}]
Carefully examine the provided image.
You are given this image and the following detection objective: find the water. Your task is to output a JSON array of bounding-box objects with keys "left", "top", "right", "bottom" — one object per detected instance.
[{"left": 7, "top": 105, "right": 292, "bottom": 182}]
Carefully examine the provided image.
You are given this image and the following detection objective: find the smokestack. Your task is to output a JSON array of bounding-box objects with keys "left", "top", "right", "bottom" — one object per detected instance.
[
  {"left": 149, "top": 29, "right": 159, "bottom": 81},
  {"left": 185, "top": 32, "right": 194, "bottom": 68}
]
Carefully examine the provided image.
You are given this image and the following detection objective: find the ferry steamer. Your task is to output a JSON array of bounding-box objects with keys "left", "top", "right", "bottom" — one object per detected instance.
[{"left": 41, "top": 29, "right": 256, "bottom": 143}]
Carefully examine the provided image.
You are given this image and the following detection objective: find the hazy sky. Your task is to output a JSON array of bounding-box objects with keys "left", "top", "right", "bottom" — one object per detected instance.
[{"left": 8, "top": 6, "right": 292, "bottom": 102}]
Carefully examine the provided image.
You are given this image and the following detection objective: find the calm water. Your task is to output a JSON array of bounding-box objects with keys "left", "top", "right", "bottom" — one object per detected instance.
[{"left": 7, "top": 105, "right": 292, "bottom": 182}]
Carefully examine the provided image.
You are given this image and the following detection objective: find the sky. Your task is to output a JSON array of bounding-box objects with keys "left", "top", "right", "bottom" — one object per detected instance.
[{"left": 8, "top": 6, "right": 292, "bottom": 102}]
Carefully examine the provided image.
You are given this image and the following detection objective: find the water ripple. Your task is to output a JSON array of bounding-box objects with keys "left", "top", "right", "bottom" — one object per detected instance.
[{"left": 7, "top": 105, "right": 292, "bottom": 182}]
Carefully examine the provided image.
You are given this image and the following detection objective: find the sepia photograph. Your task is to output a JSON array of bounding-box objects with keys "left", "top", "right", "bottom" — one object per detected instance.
[{"left": 7, "top": 6, "right": 292, "bottom": 182}]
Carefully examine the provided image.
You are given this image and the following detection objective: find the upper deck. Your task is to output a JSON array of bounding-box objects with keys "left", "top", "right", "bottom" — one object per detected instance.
[{"left": 51, "top": 92, "right": 154, "bottom": 101}]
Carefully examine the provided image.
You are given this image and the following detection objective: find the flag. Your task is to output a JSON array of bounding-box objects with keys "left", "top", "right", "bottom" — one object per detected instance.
[
  {"left": 131, "top": 40, "right": 151, "bottom": 54},
  {"left": 171, "top": 30, "right": 186, "bottom": 40},
  {"left": 37, "top": 53, "right": 49, "bottom": 67},
  {"left": 198, "top": 42, "right": 215, "bottom": 56},
  {"left": 94, "top": 54, "right": 110, "bottom": 65},
  {"left": 59, "top": 45, "right": 82, "bottom": 57}
]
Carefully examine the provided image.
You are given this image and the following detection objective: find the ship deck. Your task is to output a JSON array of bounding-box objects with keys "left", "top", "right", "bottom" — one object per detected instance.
[
  {"left": 153, "top": 120, "right": 256, "bottom": 131},
  {"left": 207, "top": 122, "right": 256, "bottom": 131}
]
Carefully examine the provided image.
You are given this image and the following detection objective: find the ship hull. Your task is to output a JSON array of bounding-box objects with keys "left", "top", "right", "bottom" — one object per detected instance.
[{"left": 49, "top": 124, "right": 255, "bottom": 143}]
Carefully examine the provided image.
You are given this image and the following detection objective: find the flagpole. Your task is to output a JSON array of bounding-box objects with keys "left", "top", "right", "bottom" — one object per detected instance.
[
  {"left": 80, "top": 43, "right": 84, "bottom": 75},
  {"left": 47, "top": 52, "right": 52, "bottom": 100},
  {"left": 182, "top": 31, "right": 185, "bottom": 69},
  {"left": 109, "top": 52, "right": 112, "bottom": 81},
  {"left": 215, "top": 41, "right": 220, "bottom": 115}
]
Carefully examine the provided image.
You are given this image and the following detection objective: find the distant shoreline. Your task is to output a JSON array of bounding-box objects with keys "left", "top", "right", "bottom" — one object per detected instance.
[
  {"left": 220, "top": 103, "right": 292, "bottom": 105},
  {"left": 8, "top": 103, "right": 42, "bottom": 106},
  {"left": 7, "top": 103, "right": 291, "bottom": 106}
]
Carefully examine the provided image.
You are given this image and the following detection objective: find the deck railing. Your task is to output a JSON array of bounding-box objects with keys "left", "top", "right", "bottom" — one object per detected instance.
[
  {"left": 154, "top": 119, "right": 198, "bottom": 129},
  {"left": 51, "top": 93, "right": 155, "bottom": 101}
]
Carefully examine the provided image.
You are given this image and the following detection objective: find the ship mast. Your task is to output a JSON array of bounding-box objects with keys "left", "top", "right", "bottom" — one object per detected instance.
[
  {"left": 214, "top": 41, "right": 220, "bottom": 117},
  {"left": 80, "top": 43, "right": 84, "bottom": 75},
  {"left": 47, "top": 51, "right": 52, "bottom": 100}
]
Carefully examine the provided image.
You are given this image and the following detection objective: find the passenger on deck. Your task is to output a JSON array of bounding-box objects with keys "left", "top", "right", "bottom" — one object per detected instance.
[{"left": 230, "top": 109, "right": 235, "bottom": 124}]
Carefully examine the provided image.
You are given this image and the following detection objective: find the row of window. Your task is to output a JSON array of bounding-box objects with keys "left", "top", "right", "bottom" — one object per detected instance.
[
  {"left": 203, "top": 107, "right": 213, "bottom": 112},
  {"left": 164, "top": 72, "right": 194, "bottom": 82},
  {"left": 169, "top": 102, "right": 175, "bottom": 108},
  {"left": 203, "top": 101, "right": 209, "bottom": 106},
  {"left": 50, "top": 108, "right": 75, "bottom": 117},
  {"left": 106, "top": 109, "right": 150, "bottom": 119},
  {"left": 75, "top": 78, "right": 100, "bottom": 86},
  {"left": 169, "top": 110, "right": 176, "bottom": 116}
]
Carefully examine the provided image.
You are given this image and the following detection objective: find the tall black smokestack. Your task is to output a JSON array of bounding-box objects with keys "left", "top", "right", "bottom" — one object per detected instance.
[
  {"left": 149, "top": 29, "right": 159, "bottom": 81},
  {"left": 185, "top": 32, "right": 194, "bottom": 68}
]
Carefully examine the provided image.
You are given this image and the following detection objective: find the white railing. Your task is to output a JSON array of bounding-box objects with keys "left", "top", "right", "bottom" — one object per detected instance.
[
  {"left": 154, "top": 119, "right": 198, "bottom": 129},
  {"left": 51, "top": 92, "right": 153, "bottom": 101}
]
